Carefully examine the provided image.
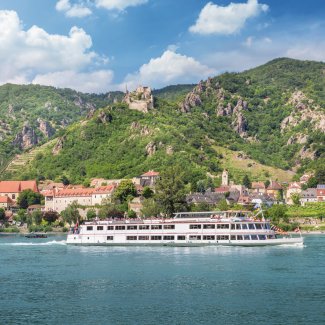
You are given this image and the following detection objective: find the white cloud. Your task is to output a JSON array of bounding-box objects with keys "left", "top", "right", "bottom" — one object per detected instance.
[
  {"left": 0, "top": 10, "right": 112, "bottom": 93},
  {"left": 189, "top": 0, "right": 268, "bottom": 35},
  {"left": 32, "top": 70, "right": 115, "bottom": 93},
  {"left": 122, "top": 50, "right": 215, "bottom": 90},
  {"left": 56, "top": 0, "right": 92, "bottom": 18},
  {"left": 95, "top": 0, "right": 148, "bottom": 11}
]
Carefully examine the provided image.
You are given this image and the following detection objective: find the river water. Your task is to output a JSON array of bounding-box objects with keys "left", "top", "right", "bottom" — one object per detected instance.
[{"left": 0, "top": 234, "right": 324, "bottom": 325}]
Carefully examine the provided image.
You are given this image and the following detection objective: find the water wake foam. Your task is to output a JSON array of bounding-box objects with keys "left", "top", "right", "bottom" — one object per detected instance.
[{"left": 0, "top": 240, "right": 67, "bottom": 246}]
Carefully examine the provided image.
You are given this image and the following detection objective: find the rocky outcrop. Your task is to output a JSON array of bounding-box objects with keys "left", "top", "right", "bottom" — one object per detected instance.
[
  {"left": 298, "top": 146, "right": 316, "bottom": 161},
  {"left": 281, "top": 91, "right": 325, "bottom": 133},
  {"left": 97, "top": 111, "right": 112, "bottom": 124},
  {"left": 12, "top": 123, "right": 39, "bottom": 150},
  {"left": 52, "top": 136, "right": 65, "bottom": 155},
  {"left": 87, "top": 108, "right": 96, "bottom": 119},
  {"left": 37, "top": 118, "right": 55, "bottom": 138},
  {"left": 232, "top": 112, "right": 247, "bottom": 136},
  {"left": 287, "top": 134, "right": 308, "bottom": 145},
  {"left": 145, "top": 141, "right": 157, "bottom": 156},
  {"left": 166, "top": 145, "right": 174, "bottom": 155},
  {"left": 179, "top": 92, "right": 202, "bottom": 113},
  {"left": 130, "top": 122, "right": 152, "bottom": 136}
]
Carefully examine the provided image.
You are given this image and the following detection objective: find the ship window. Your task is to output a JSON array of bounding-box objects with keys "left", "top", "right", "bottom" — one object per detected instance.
[
  {"left": 203, "top": 235, "right": 215, "bottom": 240},
  {"left": 244, "top": 235, "right": 250, "bottom": 240},
  {"left": 86, "top": 226, "right": 93, "bottom": 231},
  {"left": 163, "top": 236, "right": 175, "bottom": 240},
  {"left": 255, "top": 224, "right": 262, "bottom": 229},
  {"left": 265, "top": 223, "right": 270, "bottom": 230},
  {"left": 236, "top": 224, "right": 241, "bottom": 230},
  {"left": 231, "top": 224, "right": 235, "bottom": 230},
  {"left": 107, "top": 226, "right": 114, "bottom": 230},
  {"left": 115, "top": 226, "right": 126, "bottom": 230},
  {"left": 189, "top": 235, "right": 201, "bottom": 240},
  {"left": 231, "top": 235, "right": 236, "bottom": 240},
  {"left": 151, "top": 225, "right": 162, "bottom": 230},
  {"left": 251, "top": 235, "right": 258, "bottom": 240},
  {"left": 97, "top": 226, "right": 104, "bottom": 231},
  {"left": 163, "top": 225, "right": 175, "bottom": 229},
  {"left": 258, "top": 235, "right": 266, "bottom": 240},
  {"left": 151, "top": 236, "right": 162, "bottom": 240},
  {"left": 126, "top": 236, "right": 137, "bottom": 240},
  {"left": 189, "top": 224, "right": 201, "bottom": 229},
  {"left": 216, "top": 235, "right": 229, "bottom": 240},
  {"left": 127, "top": 225, "right": 138, "bottom": 230},
  {"left": 241, "top": 224, "right": 248, "bottom": 229},
  {"left": 177, "top": 236, "right": 186, "bottom": 240},
  {"left": 248, "top": 224, "right": 255, "bottom": 230},
  {"left": 203, "top": 224, "right": 215, "bottom": 229},
  {"left": 107, "top": 236, "right": 113, "bottom": 240},
  {"left": 217, "top": 224, "right": 229, "bottom": 229},
  {"left": 139, "top": 225, "right": 150, "bottom": 230},
  {"left": 138, "top": 236, "right": 149, "bottom": 240},
  {"left": 237, "top": 235, "right": 243, "bottom": 240}
]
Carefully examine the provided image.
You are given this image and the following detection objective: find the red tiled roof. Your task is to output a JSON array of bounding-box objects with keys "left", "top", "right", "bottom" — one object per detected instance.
[
  {"left": 251, "top": 182, "right": 265, "bottom": 189},
  {"left": 94, "top": 185, "right": 116, "bottom": 194},
  {"left": 141, "top": 171, "right": 160, "bottom": 177},
  {"left": 267, "top": 181, "right": 282, "bottom": 190},
  {"left": 288, "top": 182, "right": 301, "bottom": 189},
  {"left": 0, "top": 196, "right": 13, "bottom": 203},
  {"left": 215, "top": 186, "right": 231, "bottom": 193},
  {"left": 0, "top": 180, "right": 38, "bottom": 193},
  {"left": 55, "top": 185, "right": 115, "bottom": 197},
  {"left": 20, "top": 180, "right": 38, "bottom": 192}
]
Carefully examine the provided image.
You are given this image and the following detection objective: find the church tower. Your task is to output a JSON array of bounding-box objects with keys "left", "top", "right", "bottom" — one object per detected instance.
[{"left": 222, "top": 169, "right": 229, "bottom": 186}]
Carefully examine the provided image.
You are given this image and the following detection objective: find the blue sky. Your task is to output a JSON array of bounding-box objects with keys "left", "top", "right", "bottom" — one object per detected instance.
[{"left": 0, "top": 0, "right": 324, "bottom": 93}]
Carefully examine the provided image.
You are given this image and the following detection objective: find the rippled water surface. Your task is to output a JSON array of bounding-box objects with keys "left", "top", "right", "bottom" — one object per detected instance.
[{"left": 0, "top": 234, "right": 324, "bottom": 325}]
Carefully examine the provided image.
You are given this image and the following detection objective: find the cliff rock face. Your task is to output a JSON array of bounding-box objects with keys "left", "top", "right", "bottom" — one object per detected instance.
[
  {"left": 123, "top": 86, "right": 154, "bottom": 113},
  {"left": 146, "top": 141, "right": 157, "bottom": 156},
  {"left": 98, "top": 110, "right": 112, "bottom": 124},
  {"left": 37, "top": 118, "right": 55, "bottom": 138},
  {"left": 12, "top": 123, "right": 39, "bottom": 150},
  {"left": 231, "top": 99, "right": 248, "bottom": 137},
  {"left": 281, "top": 91, "right": 325, "bottom": 133},
  {"left": 179, "top": 92, "right": 202, "bottom": 112}
]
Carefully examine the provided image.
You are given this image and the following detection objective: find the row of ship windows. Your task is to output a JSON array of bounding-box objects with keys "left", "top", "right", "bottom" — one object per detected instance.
[
  {"left": 86, "top": 223, "right": 269, "bottom": 231},
  {"left": 104, "top": 235, "right": 271, "bottom": 241}
]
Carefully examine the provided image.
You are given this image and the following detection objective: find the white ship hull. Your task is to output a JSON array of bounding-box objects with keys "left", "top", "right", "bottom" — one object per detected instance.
[{"left": 66, "top": 211, "right": 304, "bottom": 247}]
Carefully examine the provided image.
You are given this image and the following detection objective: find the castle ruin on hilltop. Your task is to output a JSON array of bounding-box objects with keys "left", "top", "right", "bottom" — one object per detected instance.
[{"left": 123, "top": 86, "right": 154, "bottom": 113}]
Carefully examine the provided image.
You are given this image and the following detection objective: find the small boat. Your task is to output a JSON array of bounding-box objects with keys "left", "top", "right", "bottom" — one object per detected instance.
[{"left": 25, "top": 233, "right": 48, "bottom": 239}]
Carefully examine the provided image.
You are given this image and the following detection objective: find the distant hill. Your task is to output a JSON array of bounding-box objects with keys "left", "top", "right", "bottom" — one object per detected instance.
[{"left": 1, "top": 58, "right": 324, "bottom": 188}]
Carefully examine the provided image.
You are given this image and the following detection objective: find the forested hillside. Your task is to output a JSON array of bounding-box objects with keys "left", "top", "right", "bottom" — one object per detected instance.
[{"left": 1, "top": 58, "right": 324, "bottom": 187}]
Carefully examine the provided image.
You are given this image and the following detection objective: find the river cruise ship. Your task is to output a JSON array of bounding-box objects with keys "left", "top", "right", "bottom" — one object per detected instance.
[{"left": 66, "top": 211, "right": 303, "bottom": 246}]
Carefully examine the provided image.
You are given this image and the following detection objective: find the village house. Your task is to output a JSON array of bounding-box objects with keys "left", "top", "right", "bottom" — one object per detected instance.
[
  {"left": 44, "top": 185, "right": 116, "bottom": 213},
  {"left": 285, "top": 182, "right": 302, "bottom": 205},
  {"left": 251, "top": 182, "right": 266, "bottom": 194},
  {"left": 266, "top": 180, "right": 283, "bottom": 198},
  {"left": 316, "top": 185, "right": 325, "bottom": 202},
  {"left": 300, "top": 188, "right": 317, "bottom": 206},
  {"left": 139, "top": 170, "right": 160, "bottom": 187},
  {"left": 0, "top": 196, "right": 14, "bottom": 210},
  {"left": 0, "top": 180, "right": 38, "bottom": 201}
]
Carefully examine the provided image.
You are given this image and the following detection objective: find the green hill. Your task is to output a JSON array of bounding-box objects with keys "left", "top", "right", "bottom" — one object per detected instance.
[{"left": 1, "top": 58, "right": 324, "bottom": 187}]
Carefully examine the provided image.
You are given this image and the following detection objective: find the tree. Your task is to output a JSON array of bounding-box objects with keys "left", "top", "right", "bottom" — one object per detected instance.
[
  {"left": 266, "top": 205, "right": 288, "bottom": 223},
  {"left": 98, "top": 204, "right": 124, "bottom": 219},
  {"left": 113, "top": 180, "right": 137, "bottom": 203},
  {"left": 216, "top": 199, "right": 228, "bottom": 211},
  {"left": 306, "top": 176, "right": 318, "bottom": 188},
  {"left": 61, "top": 201, "right": 80, "bottom": 226},
  {"left": 127, "top": 210, "right": 137, "bottom": 218},
  {"left": 17, "top": 190, "right": 43, "bottom": 209},
  {"left": 142, "top": 186, "right": 154, "bottom": 199},
  {"left": 0, "top": 208, "right": 6, "bottom": 221},
  {"left": 196, "top": 180, "right": 206, "bottom": 193},
  {"left": 155, "top": 165, "right": 188, "bottom": 217},
  {"left": 43, "top": 211, "right": 59, "bottom": 224},
  {"left": 291, "top": 193, "right": 301, "bottom": 206},
  {"left": 86, "top": 208, "right": 97, "bottom": 220},
  {"left": 31, "top": 209, "right": 43, "bottom": 225},
  {"left": 141, "top": 198, "right": 160, "bottom": 217},
  {"left": 315, "top": 168, "right": 325, "bottom": 184},
  {"left": 61, "top": 175, "right": 70, "bottom": 186},
  {"left": 242, "top": 175, "right": 251, "bottom": 189}
]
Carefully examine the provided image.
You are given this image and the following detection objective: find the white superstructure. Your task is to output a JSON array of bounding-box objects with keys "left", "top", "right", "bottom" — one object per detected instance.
[{"left": 66, "top": 211, "right": 303, "bottom": 246}]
